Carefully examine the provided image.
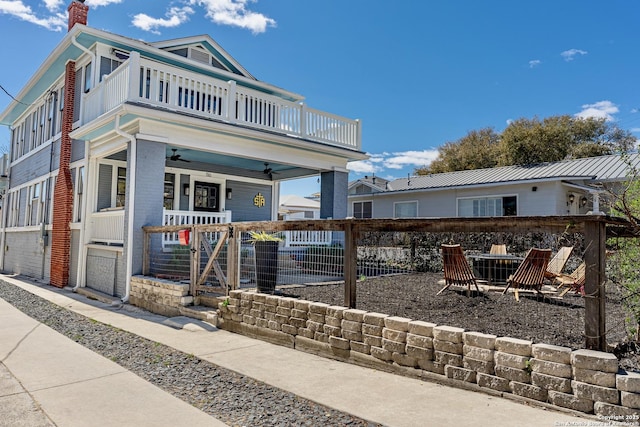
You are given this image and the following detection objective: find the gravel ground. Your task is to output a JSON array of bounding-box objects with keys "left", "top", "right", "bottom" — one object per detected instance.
[
  {"left": 0, "top": 281, "right": 380, "bottom": 427},
  {"left": 284, "top": 272, "right": 640, "bottom": 373}
]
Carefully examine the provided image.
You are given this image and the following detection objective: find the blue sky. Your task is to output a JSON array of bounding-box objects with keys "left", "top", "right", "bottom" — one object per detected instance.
[{"left": 1, "top": 0, "right": 639, "bottom": 197}]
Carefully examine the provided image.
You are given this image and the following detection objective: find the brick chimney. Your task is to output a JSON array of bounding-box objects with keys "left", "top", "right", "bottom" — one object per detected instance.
[{"left": 68, "top": 0, "right": 88, "bottom": 31}]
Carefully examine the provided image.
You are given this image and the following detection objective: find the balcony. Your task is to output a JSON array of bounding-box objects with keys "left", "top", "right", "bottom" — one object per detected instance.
[{"left": 83, "top": 52, "right": 361, "bottom": 151}]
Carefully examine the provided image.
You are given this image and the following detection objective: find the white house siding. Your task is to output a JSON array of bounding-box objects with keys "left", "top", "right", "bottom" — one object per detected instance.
[
  {"left": 454, "top": 182, "right": 561, "bottom": 217},
  {"left": 86, "top": 247, "right": 121, "bottom": 296},
  {"left": 4, "top": 231, "right": 49, "bottom": 279},
  {"left": 349, "top": 181, "right": 573, "bottom": 218},
  {"left": 9, "top": 142, "right": 56, "bottom": 187},
  {"left": 68, "top": 229, "right": 80, "bottom": 287}
]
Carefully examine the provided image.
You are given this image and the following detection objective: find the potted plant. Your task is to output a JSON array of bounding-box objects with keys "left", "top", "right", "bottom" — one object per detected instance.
[{"left": 248, "top": 231, "right": 282, "bottom": 294}]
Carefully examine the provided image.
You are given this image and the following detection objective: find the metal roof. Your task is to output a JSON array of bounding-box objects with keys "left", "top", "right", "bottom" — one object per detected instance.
[{"left": 383, "top": 153, "right": 640, "bottom": 192}]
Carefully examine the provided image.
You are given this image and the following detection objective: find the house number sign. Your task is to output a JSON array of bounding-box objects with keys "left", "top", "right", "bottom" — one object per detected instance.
[{"left": 253, "top": 193, "right": 266, "bottom": 207}]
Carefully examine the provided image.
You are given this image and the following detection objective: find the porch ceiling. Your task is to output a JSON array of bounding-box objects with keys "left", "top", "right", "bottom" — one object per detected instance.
[{"left": 163, "top": 147, "right": 319, "bottom": 180}]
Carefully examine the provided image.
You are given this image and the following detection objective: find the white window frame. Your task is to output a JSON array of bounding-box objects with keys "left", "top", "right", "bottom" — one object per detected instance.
[
  {"left": 393, "top": 200, "right": 418, "bottom": 218},
  {"left": 352, "top": 200, "right": 373, "bottom": 219},
  {"left": 457, "top": 194, "right": 518, "bottom": 217},
  {"left": 8, "top": 190, "right": 20, "bottom": 227},
  {"left": 73, "top": 166, "right": 85, "bottom": 222},
  {"left": 25, "top": 181, "right": 44, "bottom": 226}
]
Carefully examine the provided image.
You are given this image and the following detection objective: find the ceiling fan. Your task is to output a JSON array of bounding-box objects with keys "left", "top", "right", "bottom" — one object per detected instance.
[
  {"left": 168, "top": 148, "right": 190, "bottom": 162},
  {"left": 263, "top": 162, "right": 279, "bottom": 179}
]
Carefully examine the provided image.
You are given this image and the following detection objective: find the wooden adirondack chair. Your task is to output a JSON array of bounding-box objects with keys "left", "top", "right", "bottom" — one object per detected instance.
[
  {"left": 556, "top": 262, "right": 586, "bottom": 297},
  {"left": 544, "top": 246, "right": 573, "bottom": 280},
  {"left": 438, "top": 244, "right": 487, "bottom": 296},
  {"left": 502, "top": 248, "right": 552, "bottom": 301}
]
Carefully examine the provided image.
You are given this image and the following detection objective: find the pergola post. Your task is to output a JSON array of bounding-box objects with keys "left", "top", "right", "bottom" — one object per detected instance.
[{"left": 583, "top": 218, "right": 607, "bottom": 351}]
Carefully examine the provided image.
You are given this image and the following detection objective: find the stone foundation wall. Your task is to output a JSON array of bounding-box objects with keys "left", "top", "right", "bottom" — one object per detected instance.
[
  {"left": 129, "top": 276, "right": 193, "bottom": 317},
  {"left": 218, "top": 289, "right": 640, "bottom": 419}
]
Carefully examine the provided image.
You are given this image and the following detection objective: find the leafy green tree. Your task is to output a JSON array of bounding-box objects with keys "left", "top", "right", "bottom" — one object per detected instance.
[
  {"left": 415, "top": 128, "right": 500, "bottom": 175},
  {"left": 608, "top": 161, "right": 640, "bottom": 340},
  {"left": 415, "top": 115, "right": 636, "bottom": 174},
  {"left": 499, "top": 115, "right": 635, "bottom": 166}
]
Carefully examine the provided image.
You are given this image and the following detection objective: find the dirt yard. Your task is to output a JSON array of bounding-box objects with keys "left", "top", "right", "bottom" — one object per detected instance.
[{"left": 283, "top": 272, "right": 640, "bottom": 373}]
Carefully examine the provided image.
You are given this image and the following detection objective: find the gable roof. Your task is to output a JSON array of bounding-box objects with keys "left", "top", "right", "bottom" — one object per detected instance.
[
  {"left": 361, "top": 153, "right": 640, "bottom": 193},
  {"left": 149, "top": 35, "right": 254, "bottom": 79},
  {"left": 348, "top": 175, "right": 390, "bottom": 192}
]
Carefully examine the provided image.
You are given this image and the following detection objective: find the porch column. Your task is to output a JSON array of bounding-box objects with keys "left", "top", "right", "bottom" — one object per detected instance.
[
  {"left": 320, "top": 170, "right": 348, "bottom": 219},
  {"left": 124, "top": 140, "right": 166, "bottom": 282}
]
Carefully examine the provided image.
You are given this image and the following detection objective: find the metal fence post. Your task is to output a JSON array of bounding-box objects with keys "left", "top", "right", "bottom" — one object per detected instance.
[{"left": 190, "top": 226, "right": 199, "bottom": 298}]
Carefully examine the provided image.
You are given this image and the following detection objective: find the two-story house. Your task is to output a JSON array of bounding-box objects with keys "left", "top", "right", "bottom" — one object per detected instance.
[{"left": 0, "top": 0, "right": 366, "bottom": 300}]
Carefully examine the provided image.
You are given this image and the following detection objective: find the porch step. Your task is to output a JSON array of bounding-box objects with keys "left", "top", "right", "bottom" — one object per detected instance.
[
  {"left": 179, "top": 305, "right": 219, "bottom": 325},
  {"left": 75, "top": 287, "right": 122, "bottom": 306}
]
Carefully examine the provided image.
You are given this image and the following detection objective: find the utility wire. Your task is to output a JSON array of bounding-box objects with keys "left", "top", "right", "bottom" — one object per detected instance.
[{"left": 0, "top": 84, "right": 31, "bottom": 106}]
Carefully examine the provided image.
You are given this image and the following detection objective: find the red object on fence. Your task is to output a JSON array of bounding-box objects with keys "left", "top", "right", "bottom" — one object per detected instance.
[{"left": 178, "top": 229, "right": 190, "bottom": 246}]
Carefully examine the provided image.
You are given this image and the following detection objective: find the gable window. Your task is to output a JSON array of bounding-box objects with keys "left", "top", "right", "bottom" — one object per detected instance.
[
  {"left": 394, "top": 201, "right": 418, "bottom": 218},
  {"left": 353, "top": 201, "right": 372, "bottom": 219},
  {"left": 458, "top": 195, "right": 517, "bottom": 217}
]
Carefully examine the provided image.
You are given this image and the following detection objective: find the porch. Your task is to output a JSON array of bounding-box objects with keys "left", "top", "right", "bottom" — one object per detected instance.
[{"left": 87, "top": 209, "right": 332, "bottom": 249}]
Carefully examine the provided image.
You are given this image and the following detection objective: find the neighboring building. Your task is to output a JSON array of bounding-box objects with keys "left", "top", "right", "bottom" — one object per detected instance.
[
  {"left": 278, "top": 194, "right": 320, "bottom": 220},
  {"left": 0, "top": 0, "right": 365, "bottom": 298},
  {"left": 348, "top": 154, "right": 640, "bottom": 218}
]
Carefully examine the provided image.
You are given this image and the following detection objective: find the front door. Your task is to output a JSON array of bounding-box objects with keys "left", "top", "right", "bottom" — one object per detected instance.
[{"left": 193, "top": 181, "right": 220, "bottom": 212}]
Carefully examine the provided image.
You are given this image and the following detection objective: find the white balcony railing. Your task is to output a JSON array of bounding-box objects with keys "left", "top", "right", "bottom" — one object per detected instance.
[
  {"left": 87, "top": 209, "right": 232, "bottom": 247},
  {"left": 283, "top": 230, "right": 333, "bottom": 247},
  {"left": 83, "top": 52, "right": 361, "bottom": 151}
]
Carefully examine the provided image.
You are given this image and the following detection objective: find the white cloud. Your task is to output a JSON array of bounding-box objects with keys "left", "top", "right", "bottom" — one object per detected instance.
[
  {"left": 561, "top": 48, "right": 588, "bottom": 61},
  {"left": 347, "top": 159, "right": 379, "bottom": 174},
  {"left": 188, "top": 0, "right": 276, "bottom": 34},
  {"left": 631, "top": 108, "right": 638, "bottom": 114},
  {"left": 630, "top": 128, "right": 640, "bottom": 133},
  {"left": 43, "top": 0, "right": 63, "bottom": 12},
  {"left": 384, "top": 150, "right": 440, "bottom": 170},
  {"left": 132, "top": 6, "right": 194, "bottom": 34},
  {"left": 0, "top": 0, "right": 66, "bottom": 31},
  {"left": 85, "top": 0, "right": 123, "bottom": 6},
  {"left": 347, "top": 150, "right": 439, "bottom": 174},
  {"left": 574, "top": 100, "right": 619, "bottom": 122},
  {"left": 528, "top": 59, "right": 541, "bottom": 68}
]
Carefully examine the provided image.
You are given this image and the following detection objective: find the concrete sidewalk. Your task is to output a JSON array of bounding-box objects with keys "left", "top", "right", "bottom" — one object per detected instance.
[
  {"left": 0, "top": 296, "right": 225, "bottom": 427},
  {"left": 0, "top": 275, "right": 589, "bottom": 427}
]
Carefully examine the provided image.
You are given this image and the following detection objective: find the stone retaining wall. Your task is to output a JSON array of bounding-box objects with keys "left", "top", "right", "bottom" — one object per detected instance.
[
  {"left": 218, "top": 289, "right": 640, "bottom": 418},
  {"left": 129, "top": 276, "right": 193, "bottom": 317}
]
